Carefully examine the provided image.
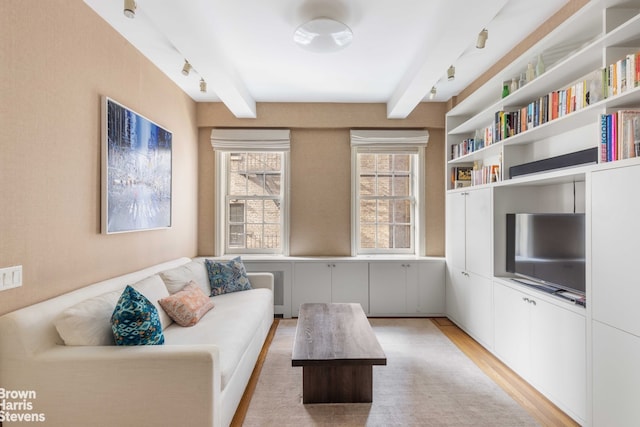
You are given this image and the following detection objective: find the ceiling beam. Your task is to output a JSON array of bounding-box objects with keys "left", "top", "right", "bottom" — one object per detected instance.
[
  {"left": 386, "top": 0, "right": 508, "bottom": 119},
  {"left": 139, "top": 0, "right": 256, "bottom": 118}
]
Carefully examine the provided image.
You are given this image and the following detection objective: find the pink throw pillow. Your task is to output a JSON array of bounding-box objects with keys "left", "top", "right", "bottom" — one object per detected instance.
[{"left": 158, "top": 281, "right": 214, "bottom": 327}]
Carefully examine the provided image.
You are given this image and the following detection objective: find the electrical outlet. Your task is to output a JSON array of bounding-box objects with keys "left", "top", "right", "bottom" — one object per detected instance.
[{"left": 0, "top": 265, "right": 22, "bottom": 290}]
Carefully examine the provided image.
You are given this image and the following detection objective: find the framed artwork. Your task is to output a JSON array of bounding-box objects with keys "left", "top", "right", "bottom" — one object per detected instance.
[{"left": 101, "top": 97, "right": 172, "bottom": 234}]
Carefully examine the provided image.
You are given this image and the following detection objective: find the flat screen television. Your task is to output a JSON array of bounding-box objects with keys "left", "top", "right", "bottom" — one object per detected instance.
[{"left": 506, "top": 213, "right": 585, "bottom": 295}]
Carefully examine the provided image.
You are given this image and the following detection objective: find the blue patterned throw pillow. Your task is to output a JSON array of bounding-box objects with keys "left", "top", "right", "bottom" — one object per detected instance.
[
  {"left": 205, "top": 257, "right": 252, "bottom": 296},
  {"left": 111, "top": 285, "right": 164, "bottom": 346}
]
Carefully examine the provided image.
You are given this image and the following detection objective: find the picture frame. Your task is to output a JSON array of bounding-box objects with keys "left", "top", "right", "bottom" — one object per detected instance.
[{"left": 101, "top": 96, "right": 172, "bottom": 234}]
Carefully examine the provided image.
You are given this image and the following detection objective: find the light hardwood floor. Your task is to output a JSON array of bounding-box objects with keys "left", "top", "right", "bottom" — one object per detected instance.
[{"left": 231, "top": 317, "right": 579, "bottom": 426}]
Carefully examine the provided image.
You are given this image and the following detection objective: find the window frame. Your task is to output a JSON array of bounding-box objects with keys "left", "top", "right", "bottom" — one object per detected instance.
[
  {"left": 350, "top": 130, "right": 428, "bottom": 256},
  {"left": 212, "top": 129, "right": 290, "bottom": 257}
]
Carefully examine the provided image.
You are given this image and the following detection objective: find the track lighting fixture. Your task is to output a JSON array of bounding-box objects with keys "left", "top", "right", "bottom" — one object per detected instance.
[
  {"left": 476, "top": 28, "right": 488, "bottom": 49},
  {"left": 123, "top": 0, "right": 136, "bottom": 19},
  {"left": 200, "top": 78, "right": 207, "bottom": 93},
  {"left": 182, "top": 60, "right": 192, "bottom": 76},
  {"left": 429, "top": 86, "right": 436, "bottom": 100},
  {"left": 447, "top": 65, "right": 455, "bottom": 81}
]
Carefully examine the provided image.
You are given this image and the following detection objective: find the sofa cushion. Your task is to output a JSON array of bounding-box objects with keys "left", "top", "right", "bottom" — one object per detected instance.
[
  {"left": 131, "top": 275, "right": 173, "bottom": 330},
  {"left": 158, "top": 282, "right": 214, "bottom": 326},
  {"left": 54, "top": 289, "right": 122, "bottom": 346},
  {"left": 54, "top": 274, "right": 173, "bottom": 346},
  {"left": 204, "top": 257, "right": 252, "bottom": 296},
  {"left": 163, "top": 288, "right": 272, "bottom": 389},
  {"left": 159, "top": 260, "right": 210, "bottom": 296},
  {"left": 111, "top": 286, "right": 164, "bottom": 346}
]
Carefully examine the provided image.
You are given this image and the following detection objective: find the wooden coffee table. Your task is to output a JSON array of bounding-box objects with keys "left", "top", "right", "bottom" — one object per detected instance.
[{"left": 291, "top": 303, "right": 387, "bottom": 403}]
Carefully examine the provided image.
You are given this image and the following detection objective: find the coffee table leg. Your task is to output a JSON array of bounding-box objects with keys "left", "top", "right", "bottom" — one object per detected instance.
[{"left": 302, "top": 365, "right": 372, "bottom": 403}]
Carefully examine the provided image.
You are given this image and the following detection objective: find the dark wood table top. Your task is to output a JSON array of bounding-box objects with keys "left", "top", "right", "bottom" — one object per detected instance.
[{"left": 292, "top": 303, "right": 387, "bottom": 367}]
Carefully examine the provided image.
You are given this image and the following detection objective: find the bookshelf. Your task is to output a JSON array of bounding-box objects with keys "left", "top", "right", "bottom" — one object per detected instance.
[
  {"left": 446, "top": 1, "right": 640, "bottom": 191},
  {"left": 444, "top": 1, "right": 640, "bottom": 425}
]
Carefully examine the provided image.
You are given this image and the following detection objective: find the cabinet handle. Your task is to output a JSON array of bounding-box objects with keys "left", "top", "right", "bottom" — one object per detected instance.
[
  {"left": 530, "top": 299, "right": 536, "bottom": 306},
  {"left": 523, "top": 297, "right": 529, "bottom": 303}
]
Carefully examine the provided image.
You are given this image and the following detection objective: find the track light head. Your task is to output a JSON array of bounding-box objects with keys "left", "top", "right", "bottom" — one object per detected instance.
[
  {"left": 182, "top": 60, "right": 192, "bottom": 76},
  {"left": 476, "top": 28, "right": 488, "bottom": 49},
  {"left": 447, "top": 65, "right": 455, "bottom": 81},
  {"left": 123, "top": 0, "right": 136, "bottom": 19},
  {"left": 429, "top": 86, "right": 436, "bottom": 100},
  {"left": 200, "top": 78, "right": 207, "bottom": 93}
]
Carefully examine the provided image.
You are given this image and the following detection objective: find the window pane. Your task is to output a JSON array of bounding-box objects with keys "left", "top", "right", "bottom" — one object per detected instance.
[
  {"left": 229, "top": 171, "right": 247, "bottom": 196},
  {"left": 265, "top": 174, "right": 281, "bottom": 195},
  {"left": 393, "top": 200, "right": 411, "bottom": 223},
  {"left": 264, "top": 224, "right": 280, "bottom": 249},
  {"left": 246, "top": 224, "right": 263, "bottom": 249},
  {"left": 264, "top": 199, "right": 280, "bottom": 224},
  {"left": 359, "top": 153, "right": 376, "bottom": 174},
  {"left": 230, "top": 153, "right": 245, "bottom": 172},
  {"left": 377, "top": 224, "right": 391, "bottom": 249},
  {"left": 360, "top": 175, "right": 375, "bottom": 196},
  {"left": 229, "top": 202, "right": 245, "bottom": 223},
  {"left": 376, "top": 154, "right": 392, "bottom": 172},
  {"left": 360, "top": 224, "right": 376, "bottom": 248},
  {"left": 264, "top": 153, "right": 281, "bottom": 171},
  {"left": 229, "top": 225, "right": 245, "bottom": 248},
  {"left": 247, "top": 200, "right": 263, "bottom": 223},
  {"left": 393, "top": 225, "right": 411, "bottom": 249},
  {"left": 377, "top": 174, "right": 392, "bottom": 196},
  {"left": 377, "top": 200, "right": 391, "bottom": 223},
  {"left": 360, "top": 200, "right": 376, "bottom": 224},
  {"left": 393, "top": 154, "right": 410, "bottom": 172},
  {"left": 393, "top": 175, "right": 410, "bottom": 196}
]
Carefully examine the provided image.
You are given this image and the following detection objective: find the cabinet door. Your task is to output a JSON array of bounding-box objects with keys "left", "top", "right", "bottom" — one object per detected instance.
[
  {"left": 446, "top": 192, "right": 467, "bottom": 270},
  {"left": 292, "top": 262, "right": 331, "bottom": 316},
  {"left": 369, "top": 262, "right": 407, "bottom": 314},
  {"left": 331, "top": 262, "right": 369, "bottom": 313},
  {"left": 414, "top": 260, "right": 445, "bottom": 314},
  {"left": 593, "top": 320, "right": 640, "bottom": 426},
  {"left": 591, "top": 164, "right": 640, "bottom": 336},
  {"left": 445, "top": 266, "right": 467, "bottom": 326},
  {"left": 465, "top": 271, "right": 493, "bottom": 349},
  {"left": 464, "top": 188, "right": 492, "bottom": 277},
  {"left": 530, "top": 298, "right": 586, "bottom": 422},
  {"left": 493, "top": 282, "right": 531, "bottom": 380}
]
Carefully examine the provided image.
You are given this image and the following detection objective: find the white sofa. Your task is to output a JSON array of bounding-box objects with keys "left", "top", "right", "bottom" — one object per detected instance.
[{"left": 0, "top": 257, "right": 274, "bottom": 427}]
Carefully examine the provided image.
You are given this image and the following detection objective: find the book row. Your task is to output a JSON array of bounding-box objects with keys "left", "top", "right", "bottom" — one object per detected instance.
[
  {"left": 450, "top": 163, "right": 501, "bottom": 188},
  {"left": 450, "top": 51, "right": 640, "bottom": 161},
  {"left": 600, "top": 110, "right": 640, "bottom": 162}
]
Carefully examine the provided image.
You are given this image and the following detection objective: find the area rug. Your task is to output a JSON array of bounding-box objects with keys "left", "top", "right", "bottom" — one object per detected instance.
[{"left": 243, "top": 318, "right": 539, "bottom": 426}]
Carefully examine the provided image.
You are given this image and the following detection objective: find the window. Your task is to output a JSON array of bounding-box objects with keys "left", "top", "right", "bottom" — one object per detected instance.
[
  {"left": 351, "top": 130, "right": 428, "bottom": 256},
  {"left": 212, "top": 129, "right": 290, "bottom": 255}
]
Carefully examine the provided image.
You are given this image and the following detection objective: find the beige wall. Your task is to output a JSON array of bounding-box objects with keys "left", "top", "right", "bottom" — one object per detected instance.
[
  {"left": 197, "top": 102, "right": 446, "bottom": 257},
  {"left": 0, "top": 0, "right": 199, "bottom": 315}
]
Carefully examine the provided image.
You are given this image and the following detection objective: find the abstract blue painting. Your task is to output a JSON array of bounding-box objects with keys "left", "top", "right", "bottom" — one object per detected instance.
[{"left": 102, "top": 97, "right": 172, "bottom": 233}]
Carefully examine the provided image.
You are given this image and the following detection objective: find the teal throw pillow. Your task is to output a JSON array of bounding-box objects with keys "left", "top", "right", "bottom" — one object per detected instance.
[
  {"left": 111, "top": 285, "right": 164, "bottom": 346},
  {"left": 205, "top": 257, "right": 252, "bottom": 296}
]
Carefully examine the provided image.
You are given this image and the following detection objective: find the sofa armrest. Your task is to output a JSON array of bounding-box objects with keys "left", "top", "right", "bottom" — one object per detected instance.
[
  {"left": 4, "top": 345, "right": 222, "bottom": 427},
  {"left": 247, "top": 272, "right": 274, "bottom": 291}
]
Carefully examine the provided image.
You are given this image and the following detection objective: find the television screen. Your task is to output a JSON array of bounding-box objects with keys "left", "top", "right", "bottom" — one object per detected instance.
[{"left": 506, "top": 213, "right": 585, "bottom": 295}]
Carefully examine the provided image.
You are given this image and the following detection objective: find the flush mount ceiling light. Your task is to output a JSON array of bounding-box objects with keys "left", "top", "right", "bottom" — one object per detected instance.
[
  {"left": 293, "top": 18, "right": 353, "bottom": 53},
  {"left": 182, "top": 60, "right": 192, "bottom": 76},
  {"left": 447, "top": 65, "right": 455, "bottom": 81},
  {"left": 476, "top": 28, "right": 488, "bottom": 49},
  {"left": 123, "top": 0, "right": 136, "bottom": 19}
]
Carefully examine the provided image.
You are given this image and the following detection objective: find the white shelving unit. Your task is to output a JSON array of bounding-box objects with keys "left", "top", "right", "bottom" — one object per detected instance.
[{"left": 444, "top": 1, "right": 640, "bottom": 425}]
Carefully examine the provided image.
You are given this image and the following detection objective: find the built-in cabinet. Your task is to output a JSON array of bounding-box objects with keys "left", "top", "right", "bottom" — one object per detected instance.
[
  {"left": 444, "top": 2, "right": 640, "bottom": 425},
  {"left": 494, "top": 280, "right": 586, "bottom": 422},
  {"left": 369, "top": 260, "right": 445, "bottom": 316},
  {"left": 445, "top": 188, "right": 493, "bottom": 348},
  {"left": 244, "top": 257, "right": 445, "bottom": 318},
  {"left": 590, "top": 163, "right": 640, "bottom": 425}
]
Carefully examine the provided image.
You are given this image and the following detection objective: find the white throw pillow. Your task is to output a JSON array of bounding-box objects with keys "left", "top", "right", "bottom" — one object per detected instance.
[
  {"left": 160, "top": 260, "right": 210, "bottom": 296},
  {"left": 55, "top": 275, "right": 173, "bottom": 346},
  {"left": 131, "top": 275, "right": 173, "bottom": 330},
  {"left": 55, "top": 289, "right": 122, "bottom": 346}
]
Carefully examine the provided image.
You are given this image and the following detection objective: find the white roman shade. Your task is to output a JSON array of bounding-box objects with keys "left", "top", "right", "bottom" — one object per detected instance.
[
  {"left": 211, "top": 128, "right": 290, "bottom": 152},
  {"left": 350, "top": 129, "right": 429, "bottom": 153}
]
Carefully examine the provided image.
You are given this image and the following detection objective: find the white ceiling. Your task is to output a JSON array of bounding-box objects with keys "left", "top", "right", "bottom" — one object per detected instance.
[{"left": 83, "top": 0, "right": 570, "bottom": 118}]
